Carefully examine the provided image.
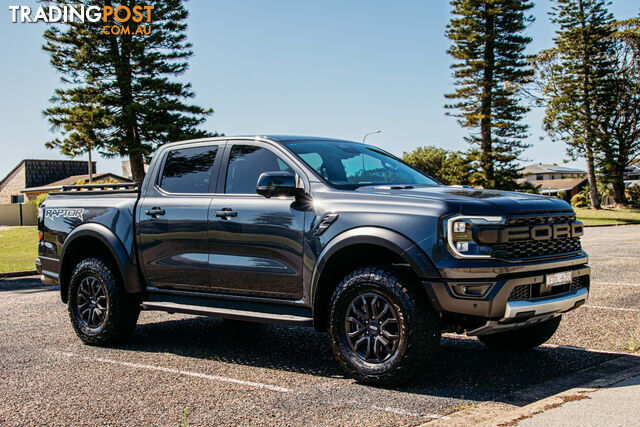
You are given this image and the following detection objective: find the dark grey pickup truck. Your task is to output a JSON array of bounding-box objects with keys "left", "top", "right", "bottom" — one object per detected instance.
[{"left": 37, "top": 135, "right": 590, "bottom": 384}]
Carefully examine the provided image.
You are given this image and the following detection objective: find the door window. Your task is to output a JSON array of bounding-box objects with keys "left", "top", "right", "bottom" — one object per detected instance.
[
  {"left": 159, "top": 146, "right": 218, "bottom": 193},
  {"left": 225, "top": 145, "right": 293, "bottom": 194}
]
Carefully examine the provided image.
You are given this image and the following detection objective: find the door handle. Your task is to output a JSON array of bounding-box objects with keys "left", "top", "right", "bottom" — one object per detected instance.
[
  {"left": 145, "top": 208, "right": 165, "bottom": 217},
  {"left": 214, "top": 208, "right": 238, "bottom": 219}
]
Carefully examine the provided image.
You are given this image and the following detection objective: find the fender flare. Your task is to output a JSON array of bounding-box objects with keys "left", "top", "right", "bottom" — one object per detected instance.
[
  {"left": 60, "top": 223, "right": 144, "bottom": 300},
  {"left": 310, "top": 226, "right": 439, "bottom": 315}
]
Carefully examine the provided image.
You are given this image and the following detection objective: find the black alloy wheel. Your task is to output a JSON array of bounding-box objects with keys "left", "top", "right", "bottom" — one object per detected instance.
[
  {"left": 344, "top": 292, "right": 401, "bottom": 364},
  {"left": 328, "top": 266, "right": 441, "bottom": 385},
  {"left": 75, "top": 275, "right": 109, "bottom": 330},
  {"left": 68, "top": 257, "right": 140, "bottom": 345}
]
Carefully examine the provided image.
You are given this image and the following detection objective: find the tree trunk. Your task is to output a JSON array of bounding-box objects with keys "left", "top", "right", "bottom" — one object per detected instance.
[
  {"left": 584, "top": 146, "right": 601, "bottom": 209},
  {"left": 129, "top": 153, "right": 146, "bottom": 184},
  {"left": 481, "top": 5, "right": 496, "bottom": 188},
  {"left": 88, "top": 145, "right": 93, "bottom": 183},
  {"left": 612, "top": 165, "right": 627, "bottom": 205},
  {"left": 104, "top": 6, "right": 145, "bottom": 184},
  {"left": 578, "top": 0, "right": 600, "bottom": 209}
]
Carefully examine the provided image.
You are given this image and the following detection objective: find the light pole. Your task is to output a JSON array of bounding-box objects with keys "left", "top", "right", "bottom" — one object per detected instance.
[{"left": 362, "top": 130, "right": 381, "bottom": 144}]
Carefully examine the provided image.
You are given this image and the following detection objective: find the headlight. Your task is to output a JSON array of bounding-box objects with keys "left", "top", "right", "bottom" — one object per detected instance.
[{"left": 445, "top": 215, "right": 504, "bottom": 259}]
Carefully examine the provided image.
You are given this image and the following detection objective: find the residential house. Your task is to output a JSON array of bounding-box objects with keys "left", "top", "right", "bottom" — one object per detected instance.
[
  {"left": 21, "top": 172, "right": 131, "bottom": 201},
  {"left": 521, "top": 164, "right": 587, "bottom": 181},
  {"left": 520, "top": 164, "right": 587, "bottom": 200},
  {"left": 531, "top": 178, "right": 588, "bottom": 199},
  {"left": 0, "top": 159, "right": 95, "bottom": 204},
  {"left": 624, "top": 165, "right": 640, "bottom": 189},
  {"left": 625, "top": 164, "right": 640, "bottom": 180}
]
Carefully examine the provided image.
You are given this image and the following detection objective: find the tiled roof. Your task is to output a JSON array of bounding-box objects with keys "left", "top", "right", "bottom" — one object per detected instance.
[
  {"left": 521, "top": 164, "right": 586, "bottom": 175},
  {"left": 531, "top": 178, "right": 587, "bottom": 192},
  {"left": 0, "top": 159, "right": 96, "bottom": 188},
  {"left": 23, "top": 159, "right": 96, "bottom": 188}
]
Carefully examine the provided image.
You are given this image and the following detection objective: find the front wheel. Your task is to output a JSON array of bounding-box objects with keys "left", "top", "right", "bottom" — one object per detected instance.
[
  {"left": 328, "top": 266, "right": 440, "bottom": 385},
  {"left": 68, "top": 257, "right": 140, "bottom": 346},
  {"left": 478, "top": 316, "right": 562, "bottom": 351}
]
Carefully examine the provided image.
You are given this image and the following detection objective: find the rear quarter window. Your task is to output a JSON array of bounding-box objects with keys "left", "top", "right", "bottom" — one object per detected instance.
[{"left": 160, "top": 146, "right": 218, "bottom": 193}]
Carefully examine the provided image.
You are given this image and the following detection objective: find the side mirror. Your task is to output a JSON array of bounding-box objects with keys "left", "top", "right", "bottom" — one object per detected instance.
[{"left": 256, "top": 171, "right": 302, "bottom": 198}]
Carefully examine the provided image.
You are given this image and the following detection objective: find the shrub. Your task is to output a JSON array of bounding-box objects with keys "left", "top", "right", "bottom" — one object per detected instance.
[
  {"left": 627, "top": 184, "right": 640, "bottom": 204},
  {"left": 571, "top": 192, "right": 588, "bottom": 208},
  {"left": 26, "top": 193, "right": 49, "bottom": 207},
  {"left": 402, "top": 146, "right": 471, "bottom": 185},
  {"left": 75, "top": 178, "right": 120, "bottom": 185}
]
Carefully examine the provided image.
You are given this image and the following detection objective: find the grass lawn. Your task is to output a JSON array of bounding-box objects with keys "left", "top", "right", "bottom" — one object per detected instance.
[
  {"left": 0, "top": 226, "right": 38, "bottom": 273},
  {"left": 575, "top": 207, "right": 640, "bottom": 226}
]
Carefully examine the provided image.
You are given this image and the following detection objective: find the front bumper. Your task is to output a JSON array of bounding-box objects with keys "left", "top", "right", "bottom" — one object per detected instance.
[
  {"left": 424, "top": 265, "right": 590, "bottom": 332},
  {"left": 503, "top": 287, "right": 587, "bottom": 319}
]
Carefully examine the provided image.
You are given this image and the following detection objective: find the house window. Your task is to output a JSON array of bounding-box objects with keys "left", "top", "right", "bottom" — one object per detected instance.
[
  {"left": 536, "top": 174, "right": 543, "bottom": 180},
  {"left": 10, "top": 195, "right": 24, "bottom": 204}
]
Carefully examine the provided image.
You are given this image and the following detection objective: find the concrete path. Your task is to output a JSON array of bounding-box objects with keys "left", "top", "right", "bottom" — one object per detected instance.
[{"left": 519, "top": 375, "right": 640, "bottom": 426}]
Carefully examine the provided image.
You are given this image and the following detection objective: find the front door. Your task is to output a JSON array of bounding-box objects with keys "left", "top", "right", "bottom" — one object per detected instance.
[
  {"left": 137, "top": 142, "right": 223, "bottom": 291},
  {"left": 208, "top": 142, "right": 306, "bottom": 299}
]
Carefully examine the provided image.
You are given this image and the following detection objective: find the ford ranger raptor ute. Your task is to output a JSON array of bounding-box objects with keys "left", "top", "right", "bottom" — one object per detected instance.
[{"left": 37, "top": 136, "right": 590, "bottom": 385}]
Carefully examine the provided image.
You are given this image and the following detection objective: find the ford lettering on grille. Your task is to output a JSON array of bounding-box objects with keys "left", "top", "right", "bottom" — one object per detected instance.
[{"left": 476, "top": 221, "right": 584, "bottom": 244}]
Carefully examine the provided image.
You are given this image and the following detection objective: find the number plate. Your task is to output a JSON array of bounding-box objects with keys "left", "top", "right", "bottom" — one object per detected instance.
[{"left": 545, "top": 271, "right": 573, "bottom": 288}]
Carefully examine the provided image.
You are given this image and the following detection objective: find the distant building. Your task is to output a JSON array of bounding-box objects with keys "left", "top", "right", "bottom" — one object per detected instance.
[
  {"left": 521, "top": 163, "right": 586, "bottom": 181},
  {"left": 531, "top": 178, "right": 588, "bottom": 199},
  {"left": 21, "top": 172, "right": 131, "bottom": 201},
  {"left": 121, "top": 160, "right": 149, "bottom": 180},
  {"left": 624, "top": 164, "right": 640, "bottom": 190},
  {"left": 520, "top": 164, "right": 587, "bottom": 200},
  {"left": 624, "top": 165, "right": 640, "bottom": 181},
  {"left": 0, "top": 159, "right": 95, "bottom": 204}
]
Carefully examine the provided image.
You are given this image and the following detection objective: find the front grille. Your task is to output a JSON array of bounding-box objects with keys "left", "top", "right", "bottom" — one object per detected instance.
[
  {"left": 509, "top": 284, "right": 532, "bottom": 301},
  {"left": 570, "top": 275, "right": 589, "bottom": 291},
  {"left": 508, "top": 275, "right": 589, "bottom": 301},
  {"left": 493, "top": 237, "right": 582, "bottom": 260},
  {"left": 491, "top": 214, "right": 582, "bottom": 260}
]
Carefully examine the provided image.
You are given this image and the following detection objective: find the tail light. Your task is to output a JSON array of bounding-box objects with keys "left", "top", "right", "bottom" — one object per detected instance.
[{"left": 38, "top": 231, "right": 44, "bottom": 241}]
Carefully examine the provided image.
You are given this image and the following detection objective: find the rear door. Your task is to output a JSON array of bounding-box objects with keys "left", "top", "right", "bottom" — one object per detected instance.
[
  {"left": 137, "top": 141, "right": 224, "bottom": 291},
  {"left": 207, "top": 141, "right": 306, "bottom": 299}
]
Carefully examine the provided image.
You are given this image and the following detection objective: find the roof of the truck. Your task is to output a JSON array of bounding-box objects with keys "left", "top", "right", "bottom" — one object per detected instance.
[{"left": 164, "top": 135, "right": 357, "bottom": 147}]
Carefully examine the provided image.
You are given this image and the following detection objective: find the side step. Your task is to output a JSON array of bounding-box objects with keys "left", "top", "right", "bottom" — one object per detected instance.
[{"left": 142, "top": 292, "right": 313, "bottom": 326}]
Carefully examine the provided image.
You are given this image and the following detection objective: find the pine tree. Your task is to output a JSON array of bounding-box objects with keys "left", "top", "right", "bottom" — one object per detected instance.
[
  {"left": 539, "top": 0, "right": 617, "bottom": 209},
  {"left": 596, "top": 17, "right": 640, "bottom": 205},
  {"left": 445, "top": 0, "right": 534, "bottom": 190},
  {"left": 42, "top": 0, "right": 216, "bottom": 183}
]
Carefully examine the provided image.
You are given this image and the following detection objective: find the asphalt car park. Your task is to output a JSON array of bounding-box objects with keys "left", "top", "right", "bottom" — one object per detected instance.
[{"left": 1, "top": 225, "right": 639, "bottom": 426}]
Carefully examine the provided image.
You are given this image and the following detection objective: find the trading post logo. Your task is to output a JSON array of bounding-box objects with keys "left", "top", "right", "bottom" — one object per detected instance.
[{"left": 8, "top": 4, "right": 153, "bottom": 35}]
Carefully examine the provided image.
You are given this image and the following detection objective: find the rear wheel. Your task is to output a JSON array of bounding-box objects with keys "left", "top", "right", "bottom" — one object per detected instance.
[
  {"left": 328, "top": 266, "right": 440, "bottom": 385},
  {"left": 68, "top": 257, "right": 140, "bottom": 345},
  {"left": 478, "top": 316, "right": 562, "bottom": 351}
]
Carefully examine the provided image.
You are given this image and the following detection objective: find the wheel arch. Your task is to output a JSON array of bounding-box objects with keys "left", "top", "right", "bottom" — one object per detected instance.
[
  {"left": 59, "top": 223, "right": 143, "bottom": 303},
  {"left": 310, "top": 227, "right": 439, "bottom": 331}
]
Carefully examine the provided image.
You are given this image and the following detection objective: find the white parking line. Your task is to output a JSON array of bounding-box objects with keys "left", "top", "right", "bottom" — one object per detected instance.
[
  {"left": 584, "top": 305, "right": 640, "bottom": 313},
  {"left": 371, "top": 405, "right": 450, "bottom": 420},
  {"left": 53, "top": 351, "right": 453, "bottom": 420},
  {"left": 591, "top": 282, "right": 640, "bottom": 287},
  {"left": 52, "top": 351, "right": 294, "bottom": 393}
]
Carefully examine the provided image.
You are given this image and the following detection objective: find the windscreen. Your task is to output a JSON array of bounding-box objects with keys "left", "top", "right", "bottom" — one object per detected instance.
[{"left": 282, "top": 140, "right": 438, "bottom": 190}]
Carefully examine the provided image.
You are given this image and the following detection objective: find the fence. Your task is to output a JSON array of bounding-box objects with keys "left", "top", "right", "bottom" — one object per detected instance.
[{"left": 0, "top": 203, "right": 38, "bottom": 226}]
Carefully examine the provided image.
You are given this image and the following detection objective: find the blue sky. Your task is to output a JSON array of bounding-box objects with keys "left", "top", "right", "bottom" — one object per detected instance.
[{"left": 1, "top": 1, "right": 638, "bottom": 178}]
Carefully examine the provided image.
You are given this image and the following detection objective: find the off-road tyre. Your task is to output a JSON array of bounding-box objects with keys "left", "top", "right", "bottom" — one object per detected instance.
[
  {"left": 478, "top": 316, "right": 562, "bottom": 351},
  {"left": 68, "top": 257, "right": 140, "bottom": 346},
  {"left": 328, "top": 266, "right": 440, "bottom": 386}
]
